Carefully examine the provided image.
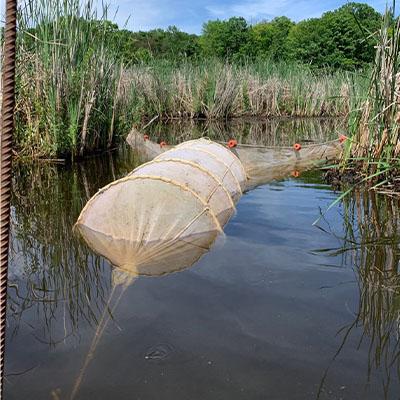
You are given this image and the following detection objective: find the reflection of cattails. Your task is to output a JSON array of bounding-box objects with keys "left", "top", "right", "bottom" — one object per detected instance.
[
  {"left": 144, "top": 118, "right": 346, "bottom": 147},
  {"left": 338, "top": 192, "right": 400, "bottom": 396},
  {"left": 8, "top": 148, "right": 139, "bottom": 341},
  {"left": 353, "top": 193, "right": 400, "bottom": 379},
  {"left": 317, "top": 192, "right": 400, "bottom": 399}
]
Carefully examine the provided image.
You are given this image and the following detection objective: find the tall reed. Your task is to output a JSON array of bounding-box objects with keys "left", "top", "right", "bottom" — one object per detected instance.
[
  {"left": 343, "top": 6, "right": 400, "bottom": 184},
  {"left": 125, "top": 59, "right": 367, "bottom": 121}
]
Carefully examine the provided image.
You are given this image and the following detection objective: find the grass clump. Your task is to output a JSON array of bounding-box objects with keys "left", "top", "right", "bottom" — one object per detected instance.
[
  {"left": 126, "top": 59, "right": 367, "bottom": 121},
  {"left": 15, "top": 0, "right": 131, "bottom": 159},
  {"left": 340, "top": 6, "right": 400, "bottom": 193}
]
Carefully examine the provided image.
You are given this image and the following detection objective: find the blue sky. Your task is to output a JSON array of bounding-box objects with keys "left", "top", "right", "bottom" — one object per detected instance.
[
  {"left": 0, "top": 1, "right": 389, "bottom": 32},
  {"left": 108, "top": 0, "right": 389, "bottom": 33}
]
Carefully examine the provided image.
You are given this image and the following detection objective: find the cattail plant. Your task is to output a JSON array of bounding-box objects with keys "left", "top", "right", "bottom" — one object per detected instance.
[
  {"left": 343, "top": 5, "right": 400, "bottom": 186},
  {"left": 15, "top": 0, "right": 127, "bottom": 159},
  {"left": 124, "top": 59, "right": 366, "bottom": 121}
]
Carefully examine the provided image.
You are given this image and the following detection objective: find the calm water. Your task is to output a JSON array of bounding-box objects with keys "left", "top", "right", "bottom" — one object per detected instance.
[
  {"left": 5, "top": 120, "right": 400, "bottom": 400},
  {"left": 144, "top": 117, "right": 345, "bottom": 146}
]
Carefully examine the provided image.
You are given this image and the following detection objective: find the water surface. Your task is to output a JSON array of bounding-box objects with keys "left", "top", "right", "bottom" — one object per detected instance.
[
  {"left": 5, "top": 120, "right": 400, "bottom": 400},
  {"left": 144, "top": 117, "right": 345, "bottom": 146}
]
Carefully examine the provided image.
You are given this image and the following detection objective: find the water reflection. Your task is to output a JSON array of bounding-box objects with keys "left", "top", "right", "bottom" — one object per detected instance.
[
  {"left": 144, "top": 118, "right": 345, "bottom": 146},
  {"left": 316, "top": 192, "right": 400, "bottom": 399},
  {"left": 8, "top": 146, "right": 140, "bottom": 342}
]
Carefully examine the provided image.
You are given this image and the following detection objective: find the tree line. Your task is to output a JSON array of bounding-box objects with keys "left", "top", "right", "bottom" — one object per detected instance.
[{"left": 103, "top": 2, "right": 381, "bottom": 70}]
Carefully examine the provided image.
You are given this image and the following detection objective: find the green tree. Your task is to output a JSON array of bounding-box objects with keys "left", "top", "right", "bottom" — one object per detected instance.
[
  {"left": 286, "top": 18, "right": 326, "bottom": 66},
  {"left": 251, "top": 17, "right": 294, "bottom": 60},
  {"left": 287, "top": 2, "right": 381, "bottom": 69},
  {"left": 128, "top": 26, "right": 199, "bottom": 61},
  {"left": 200, "top": 17, "right": 251, "bottom": 60}
]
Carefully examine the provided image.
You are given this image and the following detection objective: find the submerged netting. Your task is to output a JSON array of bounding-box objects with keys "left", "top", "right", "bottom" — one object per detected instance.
[{"left": 75, "top": 138, "right": 247, "bottom": 277}]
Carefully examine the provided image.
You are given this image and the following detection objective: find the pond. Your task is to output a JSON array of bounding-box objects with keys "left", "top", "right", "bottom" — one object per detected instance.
[{"left": 5, "top": 119, "right": 400, "bottom": 400}]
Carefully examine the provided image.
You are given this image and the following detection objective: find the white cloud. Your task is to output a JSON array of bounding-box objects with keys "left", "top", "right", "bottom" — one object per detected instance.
[
  {"left": 206, "top": 0, "right": 289, "bottom": 20},
  {"left": 0, "top": 0, "right": 390, "bottom": 32}
]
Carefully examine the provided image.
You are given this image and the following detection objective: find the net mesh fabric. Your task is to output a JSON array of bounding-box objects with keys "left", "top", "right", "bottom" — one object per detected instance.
[
  {"left": 76, "top": 135, "right": 341, "bottom": 278},
  {"left": 75, "top": 139, "right": 247, "bottom": 276}
]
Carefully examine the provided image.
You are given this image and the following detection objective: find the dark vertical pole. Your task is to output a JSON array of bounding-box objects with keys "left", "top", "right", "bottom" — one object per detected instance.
[{"left": 0, "top": 0, "right": 18, "bottom": 397}]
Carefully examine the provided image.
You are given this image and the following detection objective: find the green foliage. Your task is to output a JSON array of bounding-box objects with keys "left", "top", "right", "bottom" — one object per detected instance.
[
  {"left": 15, "top": 0, "right": 132, "bottom": 158},
  {"left": 100, "top": 2, "right": 382, "bottom": 69},
  {"left": 97, "top": 2, "right": 381, "bottom": 69},
  {"left": 250, "top": 17, "right": 294, "bottom": 60},
  {"left": 115, "top": 26, "right": 200, "bottom": 64},
  {"left": 287, "top": 3, "right": 381, "bottom": 69},
  {"left": 200, "top": 17, "right": 251, "bottom": 60},
  {"left": 286, "top": 18, "right": 326, "bottom": 65}
]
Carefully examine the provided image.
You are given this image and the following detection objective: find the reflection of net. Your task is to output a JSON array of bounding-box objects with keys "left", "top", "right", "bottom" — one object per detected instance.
[{"left": 75, "top": 139, "right": 247, "bottom": 278}]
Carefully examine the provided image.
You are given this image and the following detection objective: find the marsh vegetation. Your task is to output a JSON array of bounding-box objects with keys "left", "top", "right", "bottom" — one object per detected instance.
[
  {"left": 334, "top": 7, "right": 400, "bottom": 193},
  {"left": 12, "top": 0, "right": 381, "bottom": 159}
]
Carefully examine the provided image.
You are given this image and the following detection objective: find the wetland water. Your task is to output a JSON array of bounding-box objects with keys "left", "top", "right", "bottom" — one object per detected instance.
[{"left": 5, "top": 119, "right": 400, "bottom": 399}]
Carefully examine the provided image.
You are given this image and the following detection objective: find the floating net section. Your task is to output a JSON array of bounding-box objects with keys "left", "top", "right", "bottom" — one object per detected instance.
[
  {"left": 127, "top": 130, "right": 342, "bottom": 190},
  {"left": 75, "top": 138, "right": 247, "bottom": 277}
]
